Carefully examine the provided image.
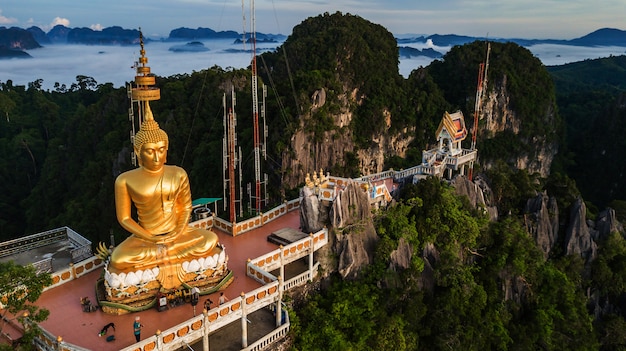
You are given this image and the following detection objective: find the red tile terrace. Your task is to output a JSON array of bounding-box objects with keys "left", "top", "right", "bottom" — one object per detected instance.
[
  {"left": 2, "top": 172, "right": 396, "bottom": 350},
  {"left": 1, "top": 199, "right": 329, "bottom": 351}
]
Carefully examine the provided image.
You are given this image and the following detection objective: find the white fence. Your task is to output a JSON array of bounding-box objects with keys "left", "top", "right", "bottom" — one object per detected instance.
[{"left": 212, "top": 198, "right": 301, "bottom": 237}]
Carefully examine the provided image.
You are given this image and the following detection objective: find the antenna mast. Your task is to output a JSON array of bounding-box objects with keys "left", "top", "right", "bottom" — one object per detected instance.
[
  {"left": 469, "top": 41, "right": 490, "bottom": 180},
  {"left": 249, "top": 0, "right": 266, "bottom": 215},
  {"left": 223, "top": 88, "right": 242, "bottom": 223}
]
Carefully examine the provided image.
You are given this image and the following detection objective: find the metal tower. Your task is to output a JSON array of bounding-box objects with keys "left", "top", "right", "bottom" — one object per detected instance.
[
  {"left": 249, "top": 0, "right": 267, "bottom": 215},
  {"left": 223, "top": 87, "right": 243, "bottom": 223},
  {"left": 469, "top": 42, "right": 491, "bottom": 180}
]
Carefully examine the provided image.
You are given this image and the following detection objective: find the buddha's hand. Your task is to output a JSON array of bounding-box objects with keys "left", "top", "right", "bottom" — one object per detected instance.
[{"left": 155, "top": 230, "right": 182, "bottom": 244}]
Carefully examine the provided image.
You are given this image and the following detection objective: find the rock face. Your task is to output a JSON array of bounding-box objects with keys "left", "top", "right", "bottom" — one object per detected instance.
[
  {"left": 330, "top": 182, "right": 379, "bottom": 280},
  {"left": 451, "top": 175, "right": 498, "bottom": 221},
  {"left": 419, "top": 242, "right": 439, "bottom": 292},
  {"left": 593, "top": 208, "right": 624, "bottom": 241},
  {"left": 500, "top": 274, "right": 531, "bottom": 304},
  {"left": 480, "top": 76, "right": 558, "bottom": 178},
  {"left": 524, "top": 191, "right": 559, "bottom": 260},
  {"left": 0, "top": 27, "right": 41, "bottom": 50},
  {"left": 280, "top": 87, "right": 414, "bottom": 189},
  {"left": 299, "top": 186, "right": 326, "bottom": 233},
  {"left": 301, "top": 181, "right": 378, "bottom": 280},
  {"left": 389, "top": 237, "right": 412, "bottom": 272},
  {"left": 564, "top": 197, "right": 597, "bottom": 263}
]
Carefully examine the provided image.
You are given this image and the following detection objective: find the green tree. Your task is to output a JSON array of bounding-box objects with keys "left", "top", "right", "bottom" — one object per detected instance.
[{"left": 0, "top": 261, "right": 52, "bottom": 350}]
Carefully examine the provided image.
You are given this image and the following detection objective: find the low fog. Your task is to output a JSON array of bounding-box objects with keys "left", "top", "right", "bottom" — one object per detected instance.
[
  {"left": 1, "top": 39, "right": 275, "bottom": 90},
  {"left": 2, "top": 39, "right": 625, "bottom": 91}
]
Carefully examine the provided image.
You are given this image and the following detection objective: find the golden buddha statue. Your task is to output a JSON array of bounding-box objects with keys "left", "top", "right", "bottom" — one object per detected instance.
[{"left": 108, "top": 102, "right": 220, "bottom": 290}]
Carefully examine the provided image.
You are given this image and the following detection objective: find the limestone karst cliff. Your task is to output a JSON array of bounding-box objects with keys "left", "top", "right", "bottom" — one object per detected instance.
[
  {"left": 479, "top": 74, "right": 558, "bottom": 177},
  {"left": 300, "top": 181, "right": 379, "bottom": 280},
  {"left": 273, "top": 38, "right": 561, "bottom": 191},
  {"left": 524, "top": 191, "right": 559, "bottom": 260}
]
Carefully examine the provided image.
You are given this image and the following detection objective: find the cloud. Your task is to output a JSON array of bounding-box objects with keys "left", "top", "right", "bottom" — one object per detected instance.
[
  {"left": 0, "top": 9, "right": 18, "bottom": 25},
  {"left": 51, "top": 17, "right": 71, "bottom": 27},
  {"left": 90, "top": 24, "right": 104, "bottom": 31}
]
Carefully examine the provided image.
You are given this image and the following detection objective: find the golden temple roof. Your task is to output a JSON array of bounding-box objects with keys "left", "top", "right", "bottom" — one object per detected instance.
[
  {"left": 435, "top": 110, "right": 468, "bottom": 142},
  {"left": 131, "top": 29, "right": 160, "bottom": 102}
]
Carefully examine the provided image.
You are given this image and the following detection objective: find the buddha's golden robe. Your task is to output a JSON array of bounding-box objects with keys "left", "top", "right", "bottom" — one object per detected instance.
[{"left": 109, "top": 164, "right": 218, "bottom": 289}]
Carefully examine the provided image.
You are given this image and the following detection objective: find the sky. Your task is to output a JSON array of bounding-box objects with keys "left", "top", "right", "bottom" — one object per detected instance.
[{"left": 1, "top": 0, "right": 624, "bottom": 40}]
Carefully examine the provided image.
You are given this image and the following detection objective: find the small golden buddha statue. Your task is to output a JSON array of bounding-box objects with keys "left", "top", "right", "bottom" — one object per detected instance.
[{"left": 108, "top": 102, "right": 220, "bottom": 289}]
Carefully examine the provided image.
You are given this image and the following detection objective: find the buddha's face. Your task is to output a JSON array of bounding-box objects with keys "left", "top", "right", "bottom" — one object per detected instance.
[{"left": 137, "top": 141, "right": 168, "bottom": 172}]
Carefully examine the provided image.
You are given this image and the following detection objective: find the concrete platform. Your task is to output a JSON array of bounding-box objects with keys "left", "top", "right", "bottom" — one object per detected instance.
[{"left": 267, "top": 227, "right": 308, "bottom": 246}]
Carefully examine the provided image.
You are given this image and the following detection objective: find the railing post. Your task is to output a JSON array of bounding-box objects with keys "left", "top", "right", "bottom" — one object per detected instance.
[
  {"left": 241, "top": 292, "right": 248, "bottom": 348},
  {"left": 309, "top": 233, "right": 314, "bottom": 278},
  {"left": 155, "top": 329, "right": 162, "bottom": 350},
  {"left": 276, "top": 276, "right": 283, "bottom": 327},
  {"left": 56, "top": 336, "right": 63, "bottom": 351},
  {"left": 202, "top": 308, "right": 210, "bottom": 351},
  {"left": 69, "top": 263, "right": 76, "bottom": 279},
  {"left": 279, "top": 245, "right": 285, "bottom": 280}
]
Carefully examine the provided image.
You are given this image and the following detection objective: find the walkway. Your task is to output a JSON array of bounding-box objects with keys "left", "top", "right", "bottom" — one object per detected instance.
[{"left": 35, "top": 210, "right": 301, "bottom": 351}]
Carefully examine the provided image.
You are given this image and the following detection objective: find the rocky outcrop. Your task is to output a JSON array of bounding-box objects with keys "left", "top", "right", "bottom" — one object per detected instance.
[
  {"left": 419, "top": 242, "right": 439, "bottom": 292},
  {"left": 480, "top": 76, "right": 558, "bottom": 177},
  {"left": 0, "top": 46, "right": 31, "bottom": 59},
  {"left": 500, "top": 273, "right": 531, "bottom": 304},
  {"left": 451, "top": 175, "right": 498, "bottom": 221},
  {"left": 593, "top": 208, "right": 624, "bottom": 241},
  {"left": 300, "top": 180, "right": 379, "bottom": 280},
  {"left": 47, "top": 25, "right": 72, "bottom": 43},
  {"left": 0, "top": 27, "right": 41, "bottom": 50},
  {"left": 389, "top": 237, "right": 412, "bottom": 272},
  {"left": 564, "top": 197, "right": 597, "bottom": 263},
  {"left": 67, "top": 26, "right": 141, "bottom": 45},
  {"left": 524, "top": 191, "right": 559, "bottom": 260},
  {"left": 280, "top": 87, "right": 414, "bottom": 189},
  {"left": 27, "top": 26, "right": 50, "bottom": 45},
  {"left": 299, "top": 186, "right": 326, "bottom": 233},
  {"left": 317, "top": 182, "right": 379, "bottom": 280}
]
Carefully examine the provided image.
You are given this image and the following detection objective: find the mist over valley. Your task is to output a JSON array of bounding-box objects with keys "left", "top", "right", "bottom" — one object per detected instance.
[{"left": 2, "top": 36, "right": 625, "bottom": 91}]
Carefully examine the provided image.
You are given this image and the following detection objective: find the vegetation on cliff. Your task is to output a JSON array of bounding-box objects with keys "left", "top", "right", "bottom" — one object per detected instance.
[
  {"left": 294, "top": 179, "right": 603, "bottom": 350},
  {"left": 548, "top": 56, "right": 626, "bottom": 208}
]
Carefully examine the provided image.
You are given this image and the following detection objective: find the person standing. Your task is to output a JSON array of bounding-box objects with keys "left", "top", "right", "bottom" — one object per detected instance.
[
  {"left": 191, "top": 286, "right": 200, "bottom": 316},
  {"left": 133, "top": 316, "right": 143, "bottom": 342},
  {"left": 218, "top": 292, "right": 229, "bottom": 305}
]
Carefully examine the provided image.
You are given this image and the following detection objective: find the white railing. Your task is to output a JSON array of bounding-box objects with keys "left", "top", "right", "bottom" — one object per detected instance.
[
  {"left": 284, "top": 263, "right": 319, "bottom": 290},
  {"left": 34, "top": 325, "right": 91, "bottom": 351},
  {"left": 211, "top": 199, "right": 301, "bottom": 237},
  {"left": 31, "top": 257, "right": 53, "bottom": 273},
  {"left": 66, "top": 227, "right": 90, "bottom": 247},
  {"left": 247, "top": 229, "right": 328, "bottom": 285},
  {"left": 356, "top": 170, "right": 395, "bottom": 183},
  {"left": 118, "top": 281, "right": 282, "bottom": 351},
  {"left": 0, "top": 226, "right": 93, "bottom": 266},
  {"left": 243, "top": 318, "right": 290, "bottom": 351},
  {"left": 0, "top": 227, "right": 67, "bottom": 257},
  {"left": 43, "top": 255, "right": 104, "bottom": 291}
]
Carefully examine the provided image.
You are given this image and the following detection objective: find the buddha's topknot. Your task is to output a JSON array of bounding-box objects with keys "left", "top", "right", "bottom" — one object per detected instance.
[{"left": 134, "top": 102, "right": 168, "bottom": 151}]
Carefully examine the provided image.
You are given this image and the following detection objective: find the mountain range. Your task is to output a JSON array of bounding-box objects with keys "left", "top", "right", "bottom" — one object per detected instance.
[{"left": 1, "top": 24, "right": 625, "bottom": 59}]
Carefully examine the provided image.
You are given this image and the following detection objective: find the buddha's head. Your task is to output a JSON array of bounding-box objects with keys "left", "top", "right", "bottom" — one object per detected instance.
[{"left": 134, "top": 102, "right": 169, "bottom": 171}]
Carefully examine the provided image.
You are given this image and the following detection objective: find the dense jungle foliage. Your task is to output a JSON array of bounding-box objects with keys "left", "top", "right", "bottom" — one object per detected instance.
[
  {"left": 547, "top": 56, "right": 626, "bottom": 208},
  {"left": 1, "top": 11, "right": 626, "bottom": 350},
  {"left": 293, "top": 178, "right": 604, "bottom": 351}
]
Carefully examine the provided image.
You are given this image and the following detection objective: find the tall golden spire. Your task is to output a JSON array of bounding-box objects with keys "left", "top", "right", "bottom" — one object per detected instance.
[{"left": 132, "top": 28, "right": 160, "bottom": 122}]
